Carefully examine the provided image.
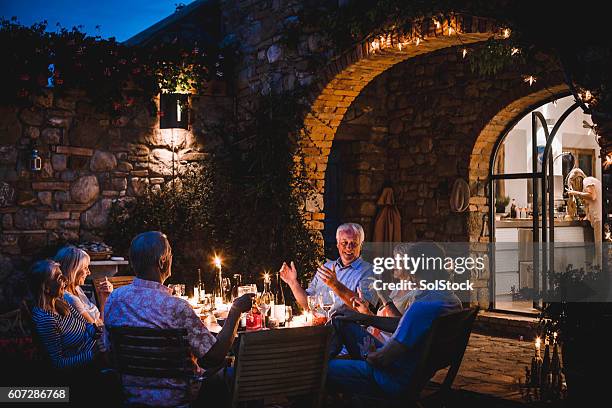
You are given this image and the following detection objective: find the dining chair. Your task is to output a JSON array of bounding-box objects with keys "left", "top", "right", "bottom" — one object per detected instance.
[
  {"left": 353, "top": 306, "right": 480, "bottom": 408},
  {"left": 231, "top": 325, "right": 332, "bottom": 408},
  {"left": 107, "top": 326, "right": 202, "bottom": 406}
]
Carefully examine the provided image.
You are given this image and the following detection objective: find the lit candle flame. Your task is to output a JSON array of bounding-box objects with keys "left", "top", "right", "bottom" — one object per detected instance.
[
  {"left": 511, "top": 47, "right": 520, "bottom": 56},
  {"left": 433, "top": 18, "right": 441, "bottom": 29},
  {"left": 263, "top": 272, "right": 270, "bottom": 283},
  {"left": 213, "top": 255, "right": 222, "bottom": 269},
  {"left": 535, "top": 337, "right": 541, "bottom": 350},
  {"left": 523, "top": 75, "right": 536, "bottom": 86},
  {"left": 415, "top": 37, "right": 421, "bottom": 46},
  {"left": 502, "top": 28, "right": 511, "bottom": 38},
  {"left": 462, "top": 48, "right": 467, "bottom": 58}
]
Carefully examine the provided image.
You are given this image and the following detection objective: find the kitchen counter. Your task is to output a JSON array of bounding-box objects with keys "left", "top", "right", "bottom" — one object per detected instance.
[{"left": 495, "top": 219, "right": 590, "bottom": 228}]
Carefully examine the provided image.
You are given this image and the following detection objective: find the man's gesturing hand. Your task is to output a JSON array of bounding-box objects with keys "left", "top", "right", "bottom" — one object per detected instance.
[
  {"left": 317, "top": 263, "right": 339, "bottom": 288},
  {"left": 279, "top": 261, "right": 298, "bottom": 285}
]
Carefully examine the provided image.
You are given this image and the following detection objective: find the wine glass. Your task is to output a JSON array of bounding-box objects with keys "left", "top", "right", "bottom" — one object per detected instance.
[
  {"left": 257, "top": 294, "right": 271, "bottom": 328},
  {"left": 307, "top": 295, "right": 320, "bottom": 312},
  {"left": 202, "top": 294, "right": 214, "bottom": 317},
  {"left": 321, "top": 290, "right": 335, "bottom": 321}
]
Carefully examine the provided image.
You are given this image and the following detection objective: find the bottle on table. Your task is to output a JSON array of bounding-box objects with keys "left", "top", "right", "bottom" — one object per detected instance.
[
  {"left": 195, "top": 268, "right": 205, "bottom": 302},
  {"left": 246, "top": 303, "right": 262, "bottom": 330},
  {"left": 259, "top": 274, "right": 274, "bottom": 327},
  {"left": 231, "top": 274, "right": 242, "bottom": 301},
  {"left": 273, "top": 272, "right": 286, "bottom": 326}
]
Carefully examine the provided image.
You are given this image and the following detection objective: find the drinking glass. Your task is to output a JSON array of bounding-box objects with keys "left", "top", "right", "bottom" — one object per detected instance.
[
  {"left": 321, "top": 290, "right": 335, "bottom": 321},
  {"left": 285, "top": 306, "right": 293, "bottom": 322},
  {"left": 222, "top": 278, "right": 231, "bottom": 302},
  {"left": 202, "top": 294, "right": 214, "bottom": 316},
  {"left": 307, "top": 295, "right": 320, "bottom": 312},
  {"left": 257, "top": 294, "right": 271, "bottom": 327}
]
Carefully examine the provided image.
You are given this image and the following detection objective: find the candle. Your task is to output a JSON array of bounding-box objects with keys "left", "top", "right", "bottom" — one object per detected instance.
[{"left": 535, "top": 337, "right": 541, "bottom": 359}]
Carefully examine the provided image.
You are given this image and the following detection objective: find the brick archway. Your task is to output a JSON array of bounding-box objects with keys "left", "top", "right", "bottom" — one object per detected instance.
[
  {"left": 300, "top": 15, "right": 500, "bottom": 234},
  {"left": 467, "top": 84, "right": 570, "bottom": 242}
]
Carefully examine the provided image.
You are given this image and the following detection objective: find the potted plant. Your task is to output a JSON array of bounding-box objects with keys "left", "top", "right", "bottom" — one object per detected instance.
[
  {"left": 539, "top": 263, "right": 612, "bottom": 406},
  {"left": 495, "top": 195, "right": 510, "bottom": 213}
]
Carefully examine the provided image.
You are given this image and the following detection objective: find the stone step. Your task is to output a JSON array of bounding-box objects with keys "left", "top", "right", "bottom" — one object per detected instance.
[{"left": 473, "top": 311, "right": 539, "bottom": 341}]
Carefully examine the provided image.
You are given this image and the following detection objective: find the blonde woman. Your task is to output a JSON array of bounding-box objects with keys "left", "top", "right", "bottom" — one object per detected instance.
[
  {"left": 54, "top": 246, "right": 112, "bottom": 325},
  {"left": 28, "top": 259, "right": 100, "bottom": 369}
]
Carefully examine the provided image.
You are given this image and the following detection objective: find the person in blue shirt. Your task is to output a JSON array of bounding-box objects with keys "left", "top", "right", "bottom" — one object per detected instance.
[
  {"left": 326, "top": 242, "right": 462, "bottom": 397},
  {"left": 279, "top": 223, "right": 377, "bottom": 313}
]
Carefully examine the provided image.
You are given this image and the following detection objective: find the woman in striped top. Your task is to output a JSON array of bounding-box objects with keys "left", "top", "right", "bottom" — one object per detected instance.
[
  {"left": 54, "top": 246, "right": 113, "bottom": 325},
  {"left": 28, "top": 259, "right": 100, "bottom": 369}
]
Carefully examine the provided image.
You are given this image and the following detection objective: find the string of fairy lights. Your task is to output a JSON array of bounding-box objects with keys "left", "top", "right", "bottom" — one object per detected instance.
[{"left": 364, "top": 15, "right": 598, "bottom": 113}]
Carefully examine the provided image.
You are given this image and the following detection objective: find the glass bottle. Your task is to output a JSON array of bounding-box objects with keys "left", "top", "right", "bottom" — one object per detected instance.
[
  {"left": 231, "top": 274, "right": 242, "bottom": 301},
  {"left": 259, "top": 274, "right": 274, "bottom": 327},
  {"left": 195, "top": 268, "right": 204, "bottom": 302},
  {"left": 274, "top": 272, "right": 286, "bottom": 325},
  {"left": 246, "top": 303, "right": 262, "bottom": 331}
]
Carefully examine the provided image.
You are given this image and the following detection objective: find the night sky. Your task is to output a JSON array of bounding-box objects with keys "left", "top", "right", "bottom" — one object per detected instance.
[{"left": 0, "top": 0, "right": 182, "bottom": 42}]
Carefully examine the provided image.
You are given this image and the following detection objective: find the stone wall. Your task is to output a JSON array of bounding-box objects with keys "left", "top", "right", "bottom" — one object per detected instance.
[
  {"left": 0, "top": 87, "right": 230, "bottom": 267},
  {"left": 331, "top": 47, "right": 565, "bottom": 244}
]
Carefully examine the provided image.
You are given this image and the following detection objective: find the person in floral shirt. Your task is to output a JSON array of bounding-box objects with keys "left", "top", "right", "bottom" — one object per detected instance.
[{"left": 104, "top": 231, "right": 252, "bottom": 407}]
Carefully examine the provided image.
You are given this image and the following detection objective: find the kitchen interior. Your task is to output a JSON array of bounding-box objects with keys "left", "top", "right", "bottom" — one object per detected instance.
[{"left": 492, "top": 96, "right": 601, "bottom": 313}]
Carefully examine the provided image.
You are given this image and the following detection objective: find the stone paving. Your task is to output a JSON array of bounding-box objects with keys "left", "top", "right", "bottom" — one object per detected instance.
[{"left": 431, "top": 333, "right": 536, "bottom": 402}]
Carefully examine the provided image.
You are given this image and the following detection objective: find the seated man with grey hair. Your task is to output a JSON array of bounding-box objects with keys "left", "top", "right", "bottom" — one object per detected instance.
[
  {"left": 103, "top": 231, "right": 253, "bottom": 407},
  {"left": 279, "top": 223, "right": 377, "bottom": 313}
]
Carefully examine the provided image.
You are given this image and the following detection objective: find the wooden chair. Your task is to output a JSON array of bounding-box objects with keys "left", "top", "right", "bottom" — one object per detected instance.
[
  {"left": 231, "top": 325, "right": 332, "bottom": 408},
  {"left": 107, "top": 326, "right": 203, "bottom": 405},
  {"left": 93, "top": 275, "right": 134, "bottom": 318},
  {"left": 356, "top": 306, "right": 479, "bottom": 408}
]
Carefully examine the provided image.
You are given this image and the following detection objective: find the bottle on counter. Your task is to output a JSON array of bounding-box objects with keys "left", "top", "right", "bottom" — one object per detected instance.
[{"left": 510, "top": 199, "right": 517, "bottom": 218}]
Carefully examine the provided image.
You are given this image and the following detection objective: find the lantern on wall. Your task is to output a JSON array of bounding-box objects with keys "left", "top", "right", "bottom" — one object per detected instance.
[
  {"left": 160, "top": 93, "right": 189, "bottom": 129},
  {"left": 30, "top": 148, "right": 42, "bottom": 172}
]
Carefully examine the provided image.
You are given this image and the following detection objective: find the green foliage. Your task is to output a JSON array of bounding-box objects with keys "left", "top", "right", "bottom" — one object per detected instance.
[
  {"left": 215, "top": 89, "right": 323, "bottom": 288},
  {"left": 539, "top": 264, "right": 612, "bottom": 344},
  {"left": 105, "top": 164, "right": 218, "bottom": 283},
  {"left": 0, "top": 18, "right": 237, "bottom": 116},
  {"left": 469, "top": 38, "right": 526, "bottom": 77},
  {"left": 106, "top": 90, "right": 322, "bottom": 291}
]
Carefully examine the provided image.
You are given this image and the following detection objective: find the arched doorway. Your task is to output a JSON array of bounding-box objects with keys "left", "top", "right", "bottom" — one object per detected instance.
[{"left": 487, "top": 95, "right": 600, "bottom": 313}]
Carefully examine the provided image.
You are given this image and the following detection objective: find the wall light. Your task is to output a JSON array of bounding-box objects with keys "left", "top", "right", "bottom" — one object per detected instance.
[{"left": 160, "top": 93, "right": 189, "bottom": 129}]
